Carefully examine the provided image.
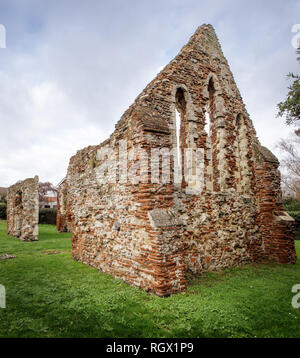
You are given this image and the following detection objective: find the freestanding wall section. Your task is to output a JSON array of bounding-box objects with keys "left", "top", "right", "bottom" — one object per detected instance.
[{"left": 7, "top": 176, "right": 39, "bottom": 242}]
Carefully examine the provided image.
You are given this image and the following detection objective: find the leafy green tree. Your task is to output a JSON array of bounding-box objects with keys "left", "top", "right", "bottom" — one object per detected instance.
[
  {"left": 277, "top": 47, "right": 300, "bottom": 126},
  {"left": 0, "top": 195, "right": 6, "bottom": 204}
]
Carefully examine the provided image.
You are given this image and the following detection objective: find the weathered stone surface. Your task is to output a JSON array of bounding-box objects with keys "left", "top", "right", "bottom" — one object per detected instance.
[
  {"left": 258, "top": 145, "right": 279, "bottom": 164},
  {"left": 7, "top": 176, "right": 39, "bottom": 241},
  {"left": 56, "top": 178, "right": 74, "bottom": 233},
  {"left": 0, "top": 254, "right": 16, "bottom": 261},
  {"left": 58, "top": 24, "right": 296, "bottom": 296},
  {"left": 148, "top": 208, "right": 183, "bottom": 228}
]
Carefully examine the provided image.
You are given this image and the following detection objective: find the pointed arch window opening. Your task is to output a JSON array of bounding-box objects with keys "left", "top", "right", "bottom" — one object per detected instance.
[
  {"left": 175, "top": 108, "right": 181, "bottom": 170},
  {"left": 204, "top": 109, "right": 211, "bottom": 136},
  {"left": 175, "top": 87, "right": 187, "bottom": 186},
  {"left": 204, "top": 77, "right": 216, "bottom": 137}
]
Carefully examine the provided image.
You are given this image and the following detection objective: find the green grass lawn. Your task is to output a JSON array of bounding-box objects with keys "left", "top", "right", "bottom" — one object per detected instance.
[{"left": 0, "top": 220, "right": 299, "bottom": 338}]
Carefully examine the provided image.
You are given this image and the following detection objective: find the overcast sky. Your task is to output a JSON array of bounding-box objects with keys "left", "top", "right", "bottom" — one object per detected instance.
[{"left": 0, "top": 0, "right": 299, "bottom": 187}]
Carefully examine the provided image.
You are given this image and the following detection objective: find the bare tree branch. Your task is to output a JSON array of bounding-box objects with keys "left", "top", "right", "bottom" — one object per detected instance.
[{"left": 277, "top": 130, "right": 300, "bottom": 198}]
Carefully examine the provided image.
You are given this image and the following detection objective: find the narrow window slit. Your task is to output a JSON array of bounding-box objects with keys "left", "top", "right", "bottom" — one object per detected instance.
[
  {"left": 175, "top": 108, "right": 181, "bottom": 169},
  {"left": 204, "top": 110, "right": 210, "bottom": 135},
  {"left": 175, "top": 88, "right": 187, "bottom": 184}
]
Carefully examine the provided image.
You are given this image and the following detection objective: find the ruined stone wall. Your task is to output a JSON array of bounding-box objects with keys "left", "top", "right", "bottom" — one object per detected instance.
[
  {"left": 7, "top": 176, "right": 39, "bottom": 241},
  {"left": 57, "top": 178, "right": 74, "bottom": 233},
  {"left": 60, "top": 24, "right": 296, "bottom": 296},
  {"left": 254, "top": 146, "right": 296, "bottom": 264}
]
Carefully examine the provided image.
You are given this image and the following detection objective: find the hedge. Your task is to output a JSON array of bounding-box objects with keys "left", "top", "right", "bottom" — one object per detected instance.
[
  {"left": 0, "top": 203, "right": 6, "bottom": 220},
  {"left": 0, "top": 206, "right": 57, "bottom": 224},
  {"left": 39, "top": 208, "right": 57, "bottom": 225},
  {"left": 288, "top": 211, "right": 300, "bottom": 230},
  {"left": 284, "top": 198, "right": 300, "bottom": 212}
]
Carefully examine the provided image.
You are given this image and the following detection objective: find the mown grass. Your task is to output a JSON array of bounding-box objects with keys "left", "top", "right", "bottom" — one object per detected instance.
[{"left": 0, "top": 220, "right": 299, "bottom": 338}]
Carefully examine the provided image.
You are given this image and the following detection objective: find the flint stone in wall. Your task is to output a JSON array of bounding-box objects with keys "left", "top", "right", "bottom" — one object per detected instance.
[
  {"left": 148, "top": 208, "right": 183, "bottom": 228},
  {"left": 7, "top": 176, "right": 39, "bottom": 241}
]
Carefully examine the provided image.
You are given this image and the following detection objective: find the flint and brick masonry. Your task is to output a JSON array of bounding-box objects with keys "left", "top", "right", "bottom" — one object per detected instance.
[
  {"left": 57, "top": 25, "right": 296, "bottom": 296},
  {"left": 7, "top": 176, "right": 39, "bottom": 242}
]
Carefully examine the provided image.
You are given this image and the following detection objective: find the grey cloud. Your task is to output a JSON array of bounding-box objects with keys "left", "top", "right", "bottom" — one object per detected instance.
[{"left": 0, "top": 0, "right": 299, "bottom": 186}]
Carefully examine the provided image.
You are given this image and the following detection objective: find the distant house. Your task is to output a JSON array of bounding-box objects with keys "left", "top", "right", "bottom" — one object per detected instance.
[
  {"left": 0, "top": 187, "right": 7, "bottom": 199},
  {"left": 40, "top": 196, "right": 57, "bottom": 209}
]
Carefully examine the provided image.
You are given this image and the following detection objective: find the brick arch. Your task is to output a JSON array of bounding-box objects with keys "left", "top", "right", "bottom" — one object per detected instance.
[
  {"left": 171, "top": 84, "right": 196, "bottom": 188},
  {"left": 203, "top": 73, "right": 223, "bottom": 127},
  {"left": 204, "top": 73, "right": 222, "bottom": 92}
]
